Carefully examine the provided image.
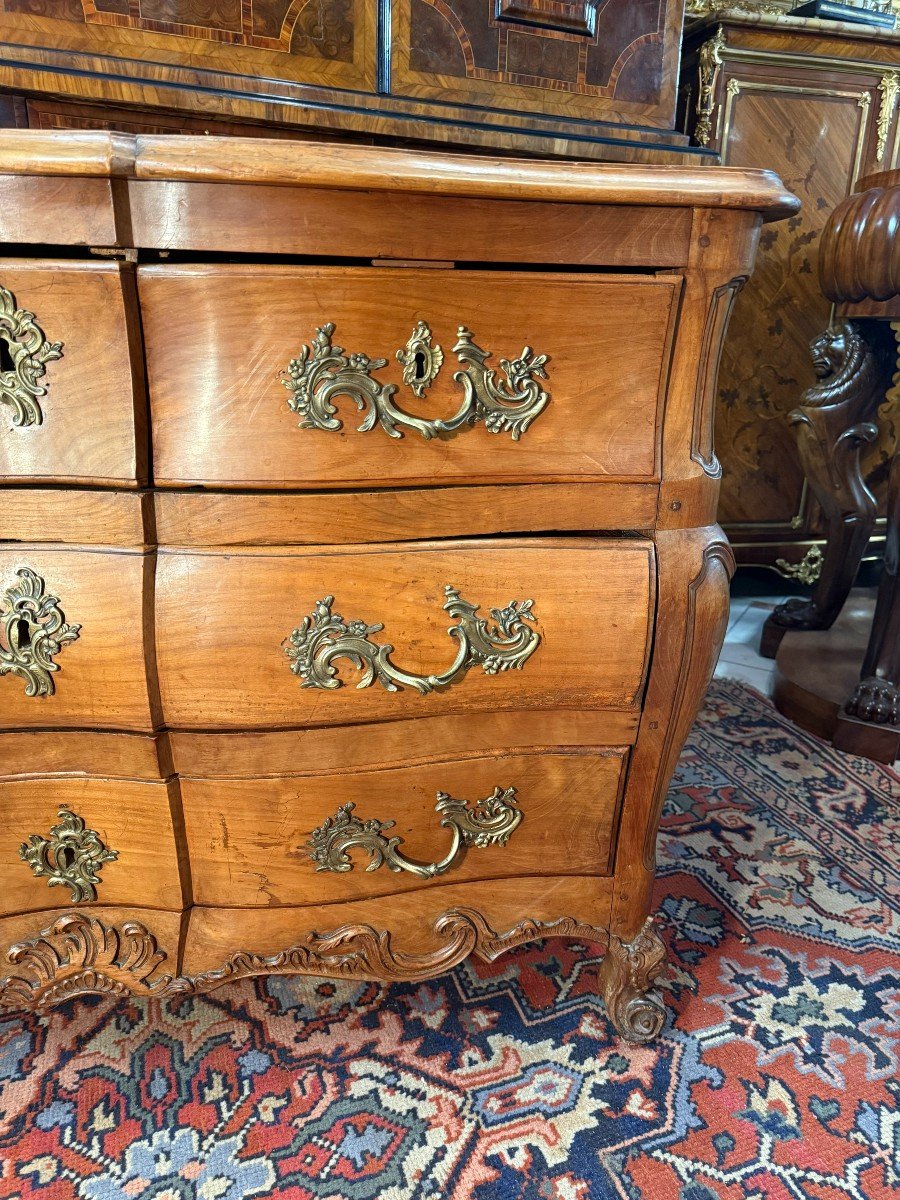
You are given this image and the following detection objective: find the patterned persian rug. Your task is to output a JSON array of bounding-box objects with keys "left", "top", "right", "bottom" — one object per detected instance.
[{"left": 1, "top": 679, "right": 898, "bottom": 1200}]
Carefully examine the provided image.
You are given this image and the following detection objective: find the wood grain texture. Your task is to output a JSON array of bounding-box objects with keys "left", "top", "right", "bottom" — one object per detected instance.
[
  {"left": 0, "top": 777, "right": 185, "bottom": 916},
  {"left": 168, "top": 710, "right": 641, "bottom": 778},
  {"left": 0, "top": 261, "right": 146, "bottom": 485},
  {"left": 154, "top": 539, "right": 655, "bottom": 729},
  {"left": 0, "top": 729, "right": 172, "bottom": 780},
  {"left": 0, "top": 489, "right": 148, "bottom": 545},
  {"left": 142, "top": 266, "right": 677, "bottom": 489},
  {"left": 0, "top": 546, "right": 158, "bottom": 731},
  {"left": 153, "top": 484, "right": 660, "bottom": 546},
  {"left": 608, "top": 525, "right": 733, "bottom": 939},
  {"left": 680, "top": 13, "right": 900, "bottom": 568},
  {"left": 0, "top": 175, "right": 118, "bottom": 246},
  {"left": 182, "top": 749, "right": 626, "bottom": 906},
  {"left": 128, "top": 183, "right": 695, "bottom": 265},
  {"left": 180, "top": 876, "right": 615, "bottom": 976},
  {"left": 0, "top": 131, "right": 800, "bottom": 218}
]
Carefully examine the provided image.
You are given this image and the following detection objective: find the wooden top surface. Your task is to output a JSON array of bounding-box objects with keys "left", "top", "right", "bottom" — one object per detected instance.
[{"left": 0, "top": 131, "right": 799, "bottom": 220}]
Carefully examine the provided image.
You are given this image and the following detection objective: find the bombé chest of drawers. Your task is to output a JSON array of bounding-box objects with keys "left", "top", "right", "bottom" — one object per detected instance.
[{"left": 0, "top": 133, "right": 796, "bottom": 1041}]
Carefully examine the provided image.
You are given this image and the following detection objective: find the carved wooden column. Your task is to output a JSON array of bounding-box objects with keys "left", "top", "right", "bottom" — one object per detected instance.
[{"left": 771, "top": 169, "right": 900, "bottom": 763}]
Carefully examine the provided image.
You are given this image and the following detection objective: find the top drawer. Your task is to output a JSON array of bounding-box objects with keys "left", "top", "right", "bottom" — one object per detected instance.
[
  {"left": 142, "top": 266, "right": 679, "bottom": 490},
  {"left": 0, "top": 261, "right": 145, "bottom": 486}
]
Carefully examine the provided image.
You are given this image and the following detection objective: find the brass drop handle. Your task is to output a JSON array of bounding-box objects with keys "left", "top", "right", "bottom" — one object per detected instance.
[
  {"left": 306, "top": 787, "right": 522, "bottom": 878},
  {"left": 282, "top": 321, "right": 550, "bottom": 441},
  {"left": 0, "top": 282, "right": 63, "bottom": 428},
  {"left": 284, "top": 585, "right": 540, "bottom": 695}
]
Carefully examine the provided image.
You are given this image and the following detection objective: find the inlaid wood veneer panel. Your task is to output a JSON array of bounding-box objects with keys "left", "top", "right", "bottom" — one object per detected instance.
[
  {"left": 154, "top": 538, "right": 655, "bottom": 730},
  {"left": 142, "top": 266, "right": 678, "bottom": 489}
]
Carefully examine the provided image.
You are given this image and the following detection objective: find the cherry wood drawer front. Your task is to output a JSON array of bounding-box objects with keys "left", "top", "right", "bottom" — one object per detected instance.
[
  {"left": 0, "top": 777, "right": 185, "bottom": 917},
  {"left": 0, "top": 261, "right": 145, "bottom": 485},
  {"left": 155, "top": 539, "right": 654, "bottom": 730},
  {"left": 142, "top": 266, "right": 678, "bottom": 489},
  {"left": 0, "top": 548, "right": 158, "bottom": 731},
  {"left": 183, "top": 748, "right": 625, "bottom": 907}
]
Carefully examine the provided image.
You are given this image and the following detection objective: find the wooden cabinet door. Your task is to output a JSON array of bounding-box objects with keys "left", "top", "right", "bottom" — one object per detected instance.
[
  {"left": 0, "top": 0, "right": 377, "bottom": 95},
  {"left": 389, "top": 0, "right": 683, "bottom": 129}
]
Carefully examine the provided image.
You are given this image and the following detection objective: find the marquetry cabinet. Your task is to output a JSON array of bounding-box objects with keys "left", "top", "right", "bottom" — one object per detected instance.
[
  {"left": 681, "top": 7, "right": 900, "bottom": 575},
  {"left": 0, "top": 131, "right": 796, "bottom": 1039},
  {"left": 0, "top": 0, "right": 695, "bottom": 162}
]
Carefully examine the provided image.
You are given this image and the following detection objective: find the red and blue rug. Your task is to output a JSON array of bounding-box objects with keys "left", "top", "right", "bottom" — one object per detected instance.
[{"left": 1, "top": 679, "right": 898, "bottom": 1199}]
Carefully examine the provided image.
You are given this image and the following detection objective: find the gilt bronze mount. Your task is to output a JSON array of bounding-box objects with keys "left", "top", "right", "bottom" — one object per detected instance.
[
  {"left": 20, "top": 806, "right": 118, "bottom": 903},
  {"left": 0, "top": 282, "right": 63, "bottom": 428},
  {"left": 282, "top": 321, "right": 549, "bottom": 441},
  {"left": 0, "top": 567, "right": 80, "bottom": 697},
  {"left": 306, "top": 786, "right": 522, "bottom": 878},
  {"left": 284, "top": 586, "right": 540, "bottom": 695}
]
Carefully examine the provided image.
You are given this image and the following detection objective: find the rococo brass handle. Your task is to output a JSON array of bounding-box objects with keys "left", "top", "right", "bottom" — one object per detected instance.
[
  {"left": 306, "top": 787, "right": 522, "bottom": 878},
  {"left": 282, "top": 320, "right": 550, "bottom": 441},
  {"left": 0, "top": 282, "right": 63, "bottom": 428},
  {"left": 0, "top": 567, "right": 80, "bottom": 697},
  {"left": 20, "top": 805, "right": 118, "bottom": 902},
  {"left": 284, "top": 585, "right": 540, "bottom": 694}
]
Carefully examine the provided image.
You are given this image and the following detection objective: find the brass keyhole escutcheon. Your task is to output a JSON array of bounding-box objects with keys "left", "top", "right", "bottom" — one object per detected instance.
[{"left": 0, "top": 282, "right": 63, "bottom": 428}]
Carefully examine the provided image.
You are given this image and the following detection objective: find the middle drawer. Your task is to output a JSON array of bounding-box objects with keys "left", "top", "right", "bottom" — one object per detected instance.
[{"left": 155, "top": 538, "right": 654, "bottom": 730}]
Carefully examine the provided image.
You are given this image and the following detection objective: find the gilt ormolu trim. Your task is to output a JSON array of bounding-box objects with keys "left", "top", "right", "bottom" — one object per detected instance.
[
  {"left": 695, "top": 26, "right": 726, "bottom": 147},
  {"left": 282, "top": 322, "right": 550, "bottom": 441},
  {"left": 876, "top": 71, "right": 899, "bottom": 163},
  {"left": 284, "top": 587, "right": 540, "bottom": 695},
  {"left": 0, "top": 281, "right": 63, "bottom": 428},
  {"left": 0, "top": 567, "right": 80, "bottom": 698},
  {"left": 20, "top": 806, "right": 118, "bottom": 903},
  {"left": 306, "top": 787, "right": 523, "bottom": 878}
]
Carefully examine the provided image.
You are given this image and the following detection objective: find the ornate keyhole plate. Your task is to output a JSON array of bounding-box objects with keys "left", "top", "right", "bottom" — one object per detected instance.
[
  {"left": 20, "top": 806, "right": 118, "bottom": 903},
  {"left": 0, "top": 568, "right": 81, "bottom": 697},
  {"left": 282, "top": 321, "right": 549, "bottom": 441},
  {"left": 0, "top": 283, "right": 63, "bottom": 428}
]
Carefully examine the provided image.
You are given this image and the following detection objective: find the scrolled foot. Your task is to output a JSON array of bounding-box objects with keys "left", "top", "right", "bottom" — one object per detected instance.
[
  {"left": 597, "top": 917, "right": 668, "bottom": 1044},
  {"left": 845, "top": 677, "right": 900, "bottom": 726}
]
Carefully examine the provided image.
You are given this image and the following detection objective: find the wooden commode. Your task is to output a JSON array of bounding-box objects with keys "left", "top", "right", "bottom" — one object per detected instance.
[{"left": 0, "top": 133, "right": 797, "bottom": 1041}]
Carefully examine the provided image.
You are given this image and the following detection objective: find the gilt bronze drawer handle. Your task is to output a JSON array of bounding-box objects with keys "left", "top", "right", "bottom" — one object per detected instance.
[
  {"left": 0, "top": 283, "right": 63, "bottom": 428},
  {"left": 284, "top": 585, "right": 540, "bottom": 694},
  {"left": 306, "top": 787, "right": 522, "bottom": 878},
  {"left": 20, "top": 805, "right": 118, "bottom": 903},
  {"left": 0, "top": 568, "right": 80, "bottom": 697},
  {"left": 282, "top": 321, "right": 549, "bottom": 441}
]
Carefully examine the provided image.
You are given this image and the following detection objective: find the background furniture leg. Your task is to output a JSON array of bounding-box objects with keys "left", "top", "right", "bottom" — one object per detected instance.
[{"left": 761, "top": 320, "right": 896, "bottom": 658}]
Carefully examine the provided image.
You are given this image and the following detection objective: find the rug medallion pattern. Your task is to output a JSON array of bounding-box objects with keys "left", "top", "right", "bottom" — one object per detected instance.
[{"left": 0, "top": 680, "right": 897, "bottom": 1198}]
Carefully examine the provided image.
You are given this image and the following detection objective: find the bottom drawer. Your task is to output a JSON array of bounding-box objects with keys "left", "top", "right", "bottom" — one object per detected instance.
[
  {"left": 181, "top": 748, "right": 627, "bottom": 907},
  {"left": 181, "top": 876, "right": 615, "bottom": 983}
]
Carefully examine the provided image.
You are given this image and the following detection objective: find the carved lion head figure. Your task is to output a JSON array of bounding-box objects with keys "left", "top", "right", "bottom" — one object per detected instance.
[{"left": 809, "top": 323, "right": 854, "bottom": 380}]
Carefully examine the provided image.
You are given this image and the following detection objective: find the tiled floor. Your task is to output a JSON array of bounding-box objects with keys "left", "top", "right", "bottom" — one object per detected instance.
[{"left": 713, "top": 592, "right": 791, "bottom": 697}]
